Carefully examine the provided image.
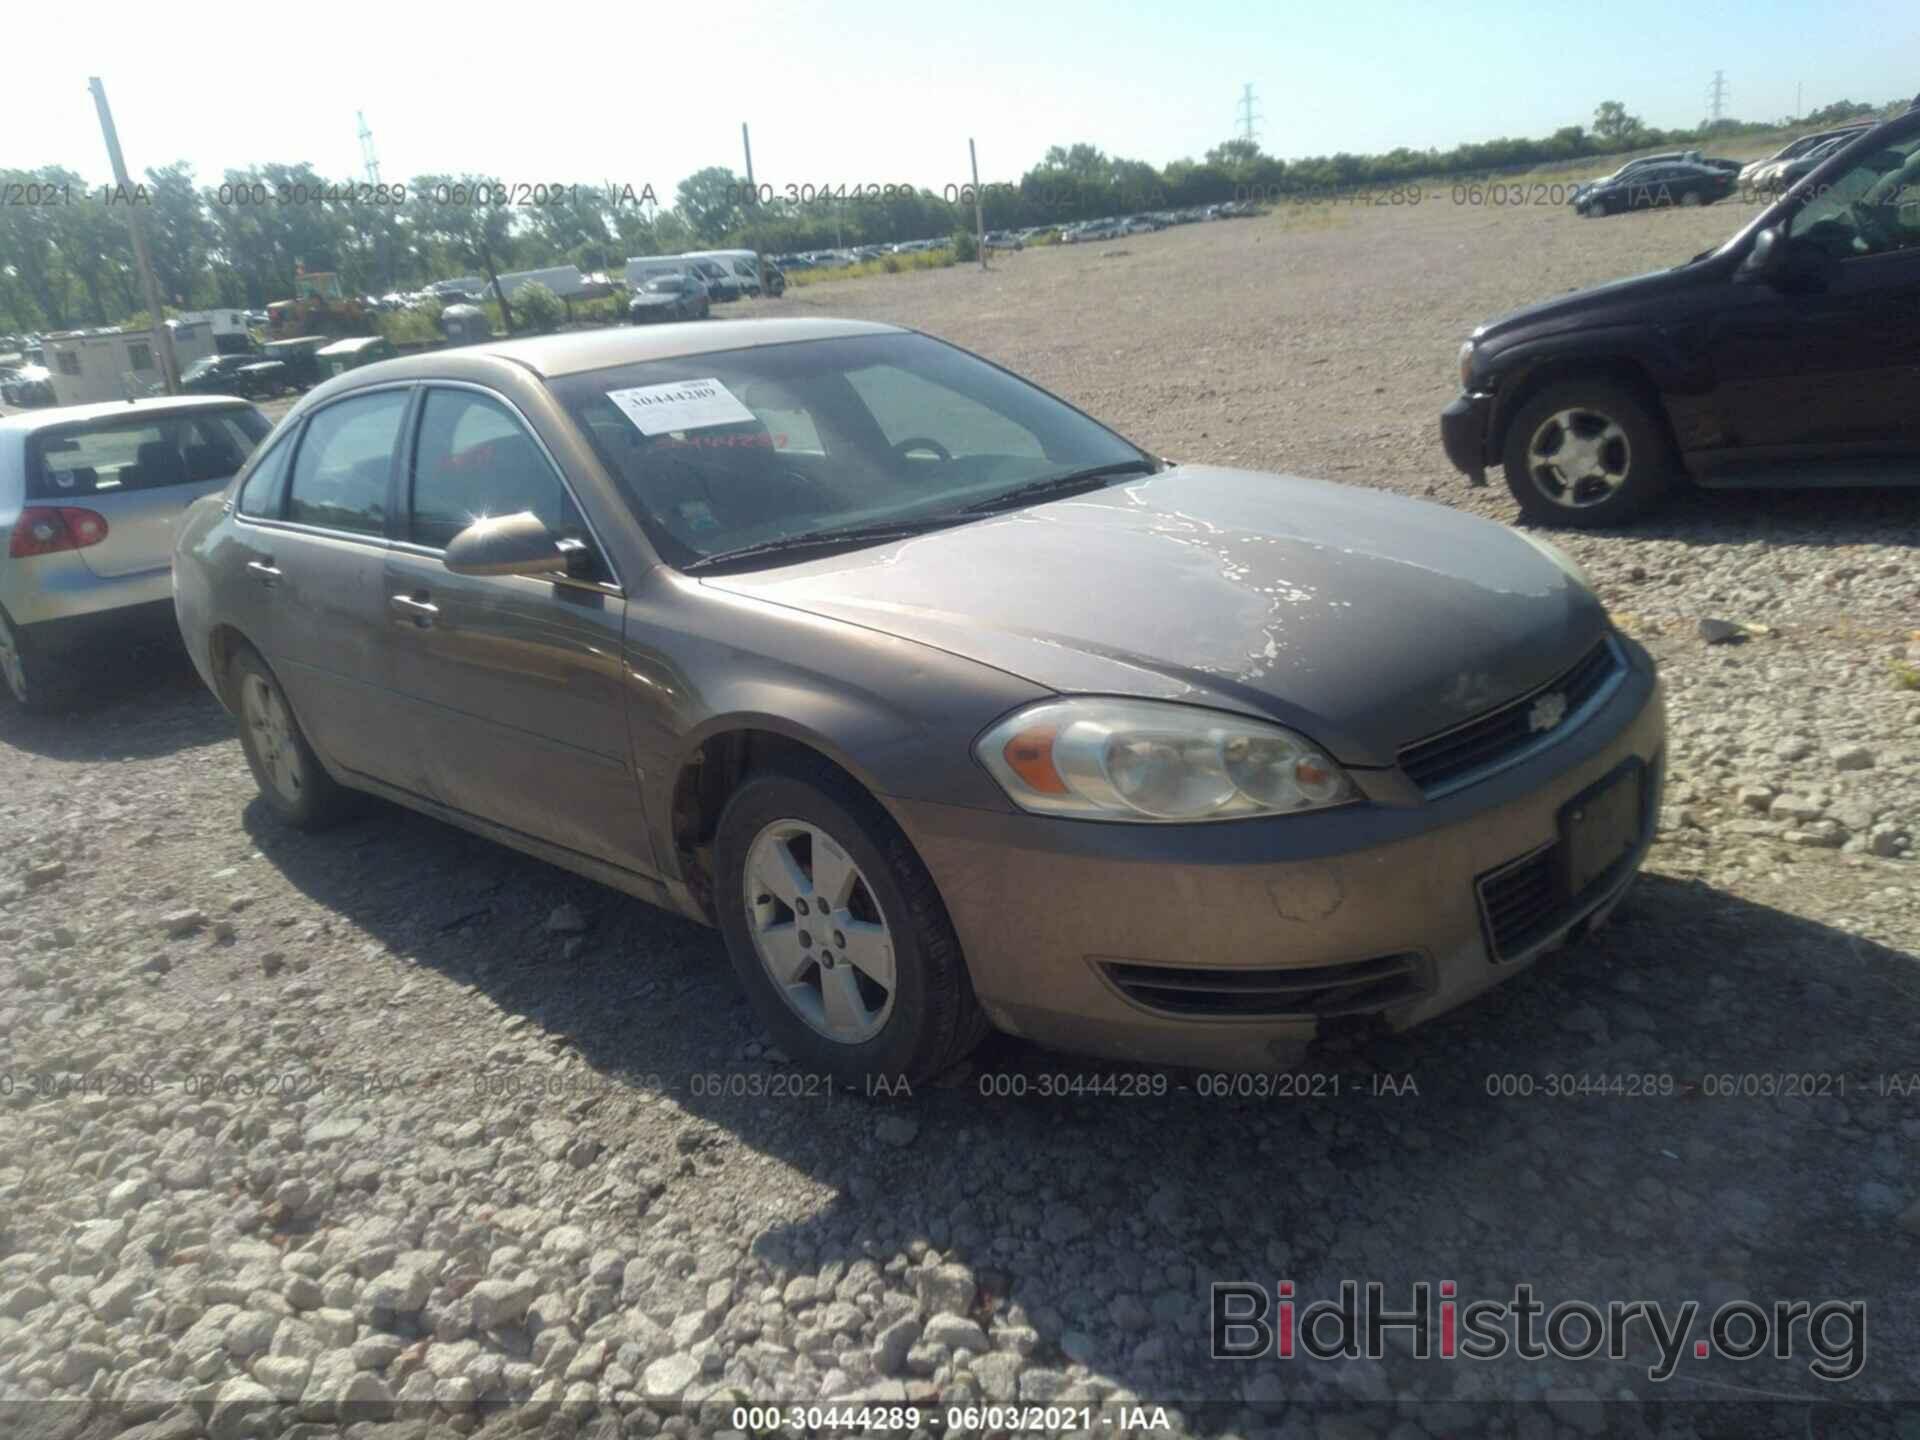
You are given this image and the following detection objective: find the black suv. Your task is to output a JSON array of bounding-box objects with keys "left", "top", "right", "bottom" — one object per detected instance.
[{"left": 1443, "top": 102, "right": 1920, "bottom": 526}]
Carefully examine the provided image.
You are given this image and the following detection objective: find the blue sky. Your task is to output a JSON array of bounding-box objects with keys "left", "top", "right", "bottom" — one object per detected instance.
[{"left": 11, "top": 0, "right": 1916, "bottom": 199}]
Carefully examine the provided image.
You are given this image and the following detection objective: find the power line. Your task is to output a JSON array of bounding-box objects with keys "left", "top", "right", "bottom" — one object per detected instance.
[
  {"left": 1236, "top": 83, "right": 1261, "bottom": 144},
  {"left": 1705, "top": 70, "right": 1728, "bottom": 126}
]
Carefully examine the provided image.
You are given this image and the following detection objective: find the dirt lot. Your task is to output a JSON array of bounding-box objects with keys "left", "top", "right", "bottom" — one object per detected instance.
[{"left": 2, "top": 189, "right": 1918, "bottom": 1439}]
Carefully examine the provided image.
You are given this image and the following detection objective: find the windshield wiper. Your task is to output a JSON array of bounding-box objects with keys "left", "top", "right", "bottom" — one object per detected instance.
[
  {"left": 683, "top": 518, "right": 959, "bottom": 572},
  {"left": 958, "top": 459, "right": 1158, "bottom": 514}
]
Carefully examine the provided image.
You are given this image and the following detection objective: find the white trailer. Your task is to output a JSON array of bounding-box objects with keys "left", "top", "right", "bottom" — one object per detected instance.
[{"left": 43, "top": 324, "right": 216, "bottom": 407}]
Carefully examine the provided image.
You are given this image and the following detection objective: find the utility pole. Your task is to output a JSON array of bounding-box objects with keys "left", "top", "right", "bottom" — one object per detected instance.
[
  {"left": 88, "top": 78, "right": 178, "bottom": 396},
  {"left": 742, "top": 122, "right": 767, "bottom": 299},
  {"left": 1706, "top": 69, "right": 1728, "bottom": 127},
  {"left": 969, "top": 139, "right": 987, "bottom": 271},
  {"left": 1237, "top": 83, "right": 1261, "bottom": 145}
]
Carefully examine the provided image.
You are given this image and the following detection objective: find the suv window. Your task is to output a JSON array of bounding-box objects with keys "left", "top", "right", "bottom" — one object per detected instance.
[
  {"left": 286, "top": 389, "right": 408, "bottom": 536},
  {"left": 28, "top": 408, "right": 268, "bottom": 499},
  {"left": 408, "top": 389, "right": 590, "bottom": 555},
  {"left": 1788, "top": 131, "right": 1920, "bottom": 258}
]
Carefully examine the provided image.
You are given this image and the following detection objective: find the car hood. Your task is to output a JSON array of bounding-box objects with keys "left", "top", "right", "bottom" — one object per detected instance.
[
  {"left": 1472, "top": 262, "right": 1706, "bottom": 344},
  {"left": 702, "top": 466, "right": 1609, "bottom": 767}
]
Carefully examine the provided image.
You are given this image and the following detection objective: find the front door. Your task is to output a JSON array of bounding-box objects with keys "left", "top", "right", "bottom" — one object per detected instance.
[
  {"left": 380, "top": 385, "right": 653, "bottom": 874},
  {"left": 1705, "top": 122, "right": 1920, "bottom": 467}
]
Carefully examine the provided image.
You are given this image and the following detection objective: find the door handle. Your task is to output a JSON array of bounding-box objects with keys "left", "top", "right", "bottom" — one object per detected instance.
[
  {"left": 389, "top": 593, "right": 438, "bottom": 627},
  {"left": 245, "top": 559, "right": 280, "bottom": 584}
]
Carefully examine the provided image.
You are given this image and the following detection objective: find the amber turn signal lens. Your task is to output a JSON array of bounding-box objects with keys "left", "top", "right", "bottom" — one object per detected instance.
[{"left": 1002, "top": 726, "right": 1068, "bottom": 794}]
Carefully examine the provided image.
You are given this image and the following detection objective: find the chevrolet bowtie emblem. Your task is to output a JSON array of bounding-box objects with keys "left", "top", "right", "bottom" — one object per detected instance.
[{"left": 1528, "top": 692, "right": 1569, "bottom": 733}]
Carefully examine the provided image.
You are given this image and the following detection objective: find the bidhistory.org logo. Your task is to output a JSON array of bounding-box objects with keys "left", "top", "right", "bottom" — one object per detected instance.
[{"left": 1211, "top": 1281, "right": 1866, "bottom": 1383}]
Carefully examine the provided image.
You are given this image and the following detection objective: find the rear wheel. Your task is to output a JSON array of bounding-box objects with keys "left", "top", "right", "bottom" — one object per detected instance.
[
  {"left": 1501, "top": 379, "right": 1674, "bottom": 528},
  {"left": 714, "top": 763, "right": 987, "bottom": 1084},
  {"left": 1679, "top": 190, "right": 1702, "bottom": 207},
  {"left": 229, "top": 645, "right": 355, "bottom": 829},
  {"left": 0, "top": 611, "right": 71, "bottom": 712}
]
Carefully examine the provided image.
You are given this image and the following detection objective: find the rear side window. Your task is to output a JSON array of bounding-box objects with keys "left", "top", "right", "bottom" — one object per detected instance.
[
  {"left": 27, "top": 409, "right": 269, "bottom": 499},
  {"left": 286, "top": 390, "right": 409, "bottom": 536},
  {"left": 408, "top": 389, "right": 587, "bottom": 551}
]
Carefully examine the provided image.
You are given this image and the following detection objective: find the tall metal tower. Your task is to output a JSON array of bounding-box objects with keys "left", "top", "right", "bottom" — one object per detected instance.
[
  {"left": 1705, "top": 71, "right": 1729, "bottom": 126},
  {"left": 357, "top": 111, "right": 381, "bottom": 186},
  {"left": 1236, "top": 84, "right": 1262, "bottom": 144}
]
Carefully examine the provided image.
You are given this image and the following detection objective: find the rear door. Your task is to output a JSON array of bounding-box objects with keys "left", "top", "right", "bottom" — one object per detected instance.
[
  {"left": 237, "top": 385, "right": 417, "bottom": 785},
  {"left": 29, "top": 406, "right": 269, "bottom": 578},
  {"left": 381, "top": 384, "right": 652, "bottom": 873}
]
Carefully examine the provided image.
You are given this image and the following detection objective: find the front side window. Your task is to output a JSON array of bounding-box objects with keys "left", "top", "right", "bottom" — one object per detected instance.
[
  {"left": 1787, "top": 130, "right": 1920, "bottom": 258},
  {"left": 408, "top": 389, "right": 588, "bottom": 554},
  {"left": 286, "top": 389, "right": 408, "bottom": 536},
  {"left": 554, "top": 331, "right": 1149, "bottom": 570}
]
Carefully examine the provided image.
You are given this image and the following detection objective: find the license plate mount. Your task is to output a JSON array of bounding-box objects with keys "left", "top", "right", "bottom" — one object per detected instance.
[{"left": 1560, "top": 763, "right": 1644, "bottom": 900}]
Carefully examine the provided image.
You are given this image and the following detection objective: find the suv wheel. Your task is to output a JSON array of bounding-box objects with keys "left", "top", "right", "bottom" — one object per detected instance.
[
  {"left": 229, "top": 646, "right": 355, "bottom": 829},
  {"left": 714, "top": 763, "right": 987, "bottom": 1084},
  {"left": 1501, "top": 380, "right": 1674, "bottom": 528}
]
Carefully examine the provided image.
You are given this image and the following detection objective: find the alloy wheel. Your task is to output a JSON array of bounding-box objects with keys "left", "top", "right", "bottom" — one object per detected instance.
[
  {"left": 1525, "top": 408, "right": 1633, "bottom": 509},
  {"left": 742, "top": 819, "right": 896, "bottom": 1043},
  {"left": 243, "top": 673, "right": 304, "bottom": 804}
]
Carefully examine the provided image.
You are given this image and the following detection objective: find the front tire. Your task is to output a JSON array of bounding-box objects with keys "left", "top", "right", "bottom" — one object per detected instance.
[
  {"left": 1501, "top": 379, "right": 1674, "bottom": 528},
  {"left": 714, "top": 764, "right": 987, "bottom": 1084},
  {"left": 228, "top": 645, "right": 355, "bottom": 829}
]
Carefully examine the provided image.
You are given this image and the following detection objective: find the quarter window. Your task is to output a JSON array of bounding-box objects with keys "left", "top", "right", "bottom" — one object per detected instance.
[
  {"left": 237, "top": 430, "right": 297, "bottom": 517},
  {"left": 286, "top": 389, "right": 408, "bottom": 536},
  {"left": 408, "top": 389, "right": 589, "bottom": 555}
]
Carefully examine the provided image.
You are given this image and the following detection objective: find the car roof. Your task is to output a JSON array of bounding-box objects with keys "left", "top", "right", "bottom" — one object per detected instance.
[
  {"left": 364, "top": 318, "right": 904, "bottom": 382},
  {"left": 0, "top": 395, "right": 257, "bottom": 436}
]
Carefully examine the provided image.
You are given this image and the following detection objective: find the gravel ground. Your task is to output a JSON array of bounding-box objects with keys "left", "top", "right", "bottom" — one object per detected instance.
[{"left": 2, "top": 187, "right": 1918, "bottom": 1440}]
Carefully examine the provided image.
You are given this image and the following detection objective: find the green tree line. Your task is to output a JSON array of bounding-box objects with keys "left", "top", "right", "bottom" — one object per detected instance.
[{"left": 1, "top": 96, "right": 1905, "bottom": 333}]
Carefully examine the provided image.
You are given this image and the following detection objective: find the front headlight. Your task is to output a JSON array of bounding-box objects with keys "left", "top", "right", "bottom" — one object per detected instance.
[
  {"left": 975, "top": 698, "right": 1358, "bottom": 822},
  {"left": 1457, "top": 340, "right": 1476, "bottom": 391}
]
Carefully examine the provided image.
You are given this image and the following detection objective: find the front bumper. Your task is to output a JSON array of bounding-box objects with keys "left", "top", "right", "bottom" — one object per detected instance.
[
  {"left": 891, "top": 637, "right": 1666, "bottom": 1070},
  {"left": 1440, "top": 391, "right": 1493, "bottom": 483}
]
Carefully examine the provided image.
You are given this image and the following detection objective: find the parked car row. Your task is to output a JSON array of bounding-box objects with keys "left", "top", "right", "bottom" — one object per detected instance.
[
  {"left": 1446, "top": 100, "right": 1920, "bottom": 525},
  {"left": 1738, "top": 123, "right": 1875, "bottom": 194},
  {"left": 1570, "top": 151, "right": 1742, "bottom": 216}
]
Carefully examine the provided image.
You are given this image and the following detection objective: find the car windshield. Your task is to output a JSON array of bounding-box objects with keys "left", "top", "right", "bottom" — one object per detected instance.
[
  {"left": 645, "top": 277, "right": 687, "bottom": 293},
  {"left": 552, "top": 331, "right": 1152, "bottom": 570},
  {"left": 182, "top": 357, "right": 218, "bottom": 380}
]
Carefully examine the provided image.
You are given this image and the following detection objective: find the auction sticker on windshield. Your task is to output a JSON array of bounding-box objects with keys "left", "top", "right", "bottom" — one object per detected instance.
[{"left": 608, "top": 378, "right": 757, "bottom": 435}]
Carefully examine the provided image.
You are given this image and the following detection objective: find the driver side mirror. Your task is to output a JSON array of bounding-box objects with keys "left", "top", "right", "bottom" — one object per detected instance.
[
  {"left": 1736, "top": 226, "right": 1784, "bottom": 282},
  {"left": 1736, "top": 225, "right": 1833, "bottom": 290},
  {"left": 444, "top": 510, "right": 591, "bottom": 579}
]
